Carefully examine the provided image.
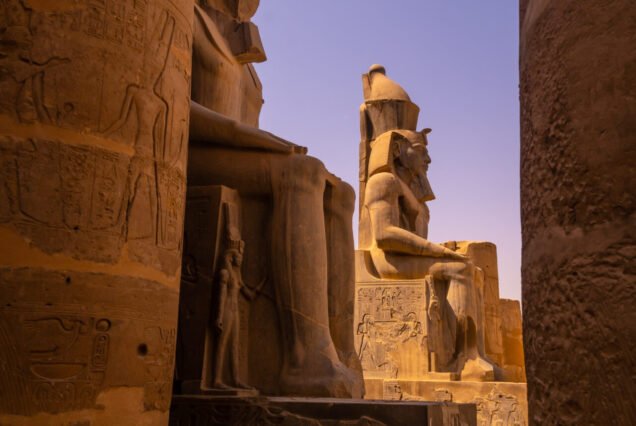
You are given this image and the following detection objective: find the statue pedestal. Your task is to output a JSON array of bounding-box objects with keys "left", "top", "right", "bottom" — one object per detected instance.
[
  {"left": 170, "top": 395, "right": 476, "bottom": 425},
  {"left": 365, "top": 379, "right": 528, "bottom": 426},
  {"left": 354, "top": 246, "right": 528, "bottom": 425}
]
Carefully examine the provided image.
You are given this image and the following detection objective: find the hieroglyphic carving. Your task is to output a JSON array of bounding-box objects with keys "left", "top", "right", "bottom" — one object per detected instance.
[
  {"left": 1, "top": 3, "right": 192, "bottom": 421},
  {"left": 382, "top": 380, "right": 402, "bottom": 400},
  {"left": 1, "top": 1, "right": 192, "bottom": 273},
  {"left": 98, "top": 8, "right": 187, "bottom": 264},
  {"left": 475, "top": 389, "right": 526, "bottom": 426},
  {"left": 143, "top": 326, "right": 177, "bottom": 411},
  {"left": 157, "top": 165, "right": 185, "bottom": 251},
  {"left": 0, "top": 267, "right": 182, "bottom": 417},
  {"left": 355, "top": 284, "right": 427, "bottom": 379},
  {"left": 435, "top": 388, "right": 453, "bottom": 402},
  {"left": 0, "top": 1, "right": 71, "bottom": 123},
  {"left": 19, "top": 314, "right": 112, "bottom": 412},
  {"left": 2, "top": 137, "right": 129, "bottom": 260}
]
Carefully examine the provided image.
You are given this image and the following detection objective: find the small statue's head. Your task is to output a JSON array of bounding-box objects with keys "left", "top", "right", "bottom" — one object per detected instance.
[
  {"left": 232, "top": 250, "right": 243, "bottom": 266},
  {"left": 224, "top": 248, "right": 243, "bottom": 267}
]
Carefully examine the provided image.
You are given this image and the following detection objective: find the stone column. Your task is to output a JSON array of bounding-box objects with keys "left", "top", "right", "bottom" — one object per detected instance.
[
  {"left": 0, "top": 1, "right": 192, "bottom": 424},
  {"left": 520, "top": 1, "right": 636, "bottom": 424}
]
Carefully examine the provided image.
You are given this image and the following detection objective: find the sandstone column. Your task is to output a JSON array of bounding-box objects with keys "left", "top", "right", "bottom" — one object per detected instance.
[
  {"left": 520, "top": 1, "right": 636, "bottom": 424},
  {"left": 0, "top": 1, "right": 192, "bottom": 424}
]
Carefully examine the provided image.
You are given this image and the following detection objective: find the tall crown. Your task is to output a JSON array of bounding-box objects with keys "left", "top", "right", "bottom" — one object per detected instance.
[{"left": 360, "top": 65, "right": 420, "bottom": 141}]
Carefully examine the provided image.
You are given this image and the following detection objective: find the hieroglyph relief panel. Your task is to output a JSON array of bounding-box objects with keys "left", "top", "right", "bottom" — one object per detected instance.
[
  {"left": 0, "top": 268, "right": 179, "bottom": 415},
  {"left": 0, "top": 0, "right": 192, "bottom": 274},
  {"left": 475, "top": 389, "right": 526, "bottom": 426},
  {"left": 355, "top": 283, "right": 428, "bottom": 379}
]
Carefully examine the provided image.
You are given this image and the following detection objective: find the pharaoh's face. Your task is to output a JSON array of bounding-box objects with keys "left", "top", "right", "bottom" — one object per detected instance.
[
  {"left": 403, "top": 142, "right": 431, "bottom": 173},
  {"left": 396, "top": 137, "right": 434, "bottom": 202}
]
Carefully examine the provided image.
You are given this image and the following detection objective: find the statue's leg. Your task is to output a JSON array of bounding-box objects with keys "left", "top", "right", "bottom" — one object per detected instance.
[
  {"left": 229, "top": 305, "right": 251, "bottom": 388},
  {"left": 429, "top": 260, "right": 494, "bottom": 381},
  {"left": 270, "top": 154, "right": 363, "bottom": 398},
  {"left": 213, "top": 312, "right": 232, "bottom": 388},
  {"left": 324, "top": 178, "right": 363, "bottom": 376}
]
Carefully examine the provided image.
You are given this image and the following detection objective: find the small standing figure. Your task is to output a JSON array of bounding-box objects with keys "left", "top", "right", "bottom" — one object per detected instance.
[{"left": 211, "top": 204, "right": 263, "bottom": 390}]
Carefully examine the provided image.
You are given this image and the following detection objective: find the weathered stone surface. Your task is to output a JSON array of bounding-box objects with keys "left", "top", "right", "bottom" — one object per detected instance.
[
  {"left": 498, "top": 300, "right": 525, "bottom": 383},
  {"left": 175, "top": 0, "right": 363, "bottom": 399},
  {"left": 0, "top": 1, "right": 192, "bottom": 423},
  {"left": 170, "top": 395, "right": 477, "bottom": 425},
  {"left": 520, "top": 1, "right": 636, "bottom": 424}
]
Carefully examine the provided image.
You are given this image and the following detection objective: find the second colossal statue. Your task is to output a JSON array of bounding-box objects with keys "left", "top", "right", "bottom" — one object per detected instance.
[{"left": 358, "top": 65, "right": 496, "bottom": 380}]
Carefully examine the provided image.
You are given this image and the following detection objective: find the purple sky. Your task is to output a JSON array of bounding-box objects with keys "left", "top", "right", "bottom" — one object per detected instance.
[{"left": 253, "top": 1, "right": 521, "bottom": 301}]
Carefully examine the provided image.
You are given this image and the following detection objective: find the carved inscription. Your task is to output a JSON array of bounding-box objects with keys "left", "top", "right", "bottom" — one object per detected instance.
[
  {"left": 355, "top": 284, "right": 427, "bottom": 379},
  {"left": 143, "top": 326, "right": 176, "bottom": 411},
  {"left": 0, "top": 1, "right": 70, "bottom": 124},
  {"left": 0, "top": 137, "right": 128, "bottom": 260},
  {"left": 19, "top": 315, "right": 112, "bottom": 413},
  {"left": 434, "top": 388, "right": 453, "bottom": 402},
  {"left": 475, "top": 389, "right": 526, "bottom": 426},
  {"left": 0, "top": 1, "right": 192, "bottom": 274}
]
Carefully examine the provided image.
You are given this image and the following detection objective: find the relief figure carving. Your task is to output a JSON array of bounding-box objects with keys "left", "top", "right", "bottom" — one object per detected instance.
[
  {"left": 102, "top": 10, "right": 175, "bottom": 247},
  {"left": 210, "top": 202, "right": 263, "bottom": 391},
  {"left": 0, "top": 1, "right": 70, "bottom": 123}
]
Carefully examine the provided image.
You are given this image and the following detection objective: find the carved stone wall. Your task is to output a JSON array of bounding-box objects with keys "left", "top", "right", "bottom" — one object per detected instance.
[
  {"left": 520, "top": 1, "right": 636, "bottom": 424},
  {"left": 0, "top": 1, "right": 192, "bottom": 423}
]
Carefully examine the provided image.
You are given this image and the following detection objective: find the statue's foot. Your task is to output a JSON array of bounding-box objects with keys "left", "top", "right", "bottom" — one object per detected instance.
[
  {"left": 280, "top": 354, "right": 364, "bottom": 398},
  {"left": 212, "top": 381, "right": 232, "bottom": 390},
  {"left": 459, "top": 356, "right": 495, "bottom": 382},
  {"left": 235, "top": 380, "right": 255, "bottom": 390}
]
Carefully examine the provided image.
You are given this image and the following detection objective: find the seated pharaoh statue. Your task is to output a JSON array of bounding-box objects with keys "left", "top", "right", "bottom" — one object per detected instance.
[
  {"left": 357, "top": 65, "right": 496, "bottom": 381},
  {"left": 177, "top": 0, "right": 363, "bottom": 398}
]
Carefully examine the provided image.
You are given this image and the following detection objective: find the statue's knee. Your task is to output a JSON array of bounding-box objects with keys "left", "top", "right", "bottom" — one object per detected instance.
[
  {"left": 280, "top": 155, "right": 326, "bottom": 192},
  {"left": 335, "top": 180, "right": 355, "bottom": 211},
  {"left": 326, "top": 179, "right": 355, "bottom": 216}
]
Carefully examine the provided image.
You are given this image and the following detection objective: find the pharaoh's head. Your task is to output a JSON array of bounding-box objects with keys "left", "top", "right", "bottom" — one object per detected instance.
[{"left": 368, "top": 130, "right": 435, "bottom": 203}]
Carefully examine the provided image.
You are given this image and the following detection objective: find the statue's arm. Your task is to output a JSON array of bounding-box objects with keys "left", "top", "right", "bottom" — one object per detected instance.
[
  {"left": 190, "top": 101, "right": 307, "bottom": 154},
  {"left": 367, "top": 175, "right": 464, "bottom": 259}
]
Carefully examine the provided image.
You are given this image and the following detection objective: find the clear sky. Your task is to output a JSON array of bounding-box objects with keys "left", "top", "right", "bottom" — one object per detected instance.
[{"left": 253, "top": 1, "right": 521, "bottom": 301}]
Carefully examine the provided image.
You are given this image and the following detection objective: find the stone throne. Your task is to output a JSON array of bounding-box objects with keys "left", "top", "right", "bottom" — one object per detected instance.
[{"left": 354, "top": 65, "right": 527, "bottom": 424}]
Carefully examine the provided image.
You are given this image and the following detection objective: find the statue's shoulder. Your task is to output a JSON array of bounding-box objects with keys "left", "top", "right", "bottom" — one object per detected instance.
[
  {"left": 193, "top": 3, "right": 234, "bottom": 62},
  {"left": 365, "top": 172, "right": 400, "bottom": 204}
]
